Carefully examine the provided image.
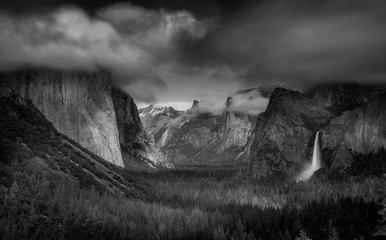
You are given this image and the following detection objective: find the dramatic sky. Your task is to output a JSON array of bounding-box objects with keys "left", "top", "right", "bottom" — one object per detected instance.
[{"left": 1, "top": 0, "right": 386, "bottom": 112}]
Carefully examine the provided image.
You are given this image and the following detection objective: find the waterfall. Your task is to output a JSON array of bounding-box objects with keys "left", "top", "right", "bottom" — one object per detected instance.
[{"left": 296, "top": 131, "right": 321, "bottom": 182}]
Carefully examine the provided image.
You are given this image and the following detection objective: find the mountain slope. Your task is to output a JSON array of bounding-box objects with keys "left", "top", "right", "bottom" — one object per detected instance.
[{"left": 0, "top": 89, "right": 149, "bottom": 198}]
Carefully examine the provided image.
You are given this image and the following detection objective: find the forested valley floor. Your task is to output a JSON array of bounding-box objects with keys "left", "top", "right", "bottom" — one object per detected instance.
[{"left": 1, "top": 161, "right": 385, "bottom": 240}]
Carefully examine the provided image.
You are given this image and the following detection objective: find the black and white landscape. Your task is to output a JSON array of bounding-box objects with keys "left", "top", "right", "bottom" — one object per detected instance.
[{"left": 0, "top": 0, "right": 385, "bottom": 240}]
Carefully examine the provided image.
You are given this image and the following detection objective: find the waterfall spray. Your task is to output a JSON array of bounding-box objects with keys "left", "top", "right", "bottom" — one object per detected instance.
[{"left": 296, "top": 131, "right": 321, "bottom": 182}]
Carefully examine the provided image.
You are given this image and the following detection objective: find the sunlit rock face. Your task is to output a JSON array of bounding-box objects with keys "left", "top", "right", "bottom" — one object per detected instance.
[
  {"left": 247, "top": 84, "right": 386, "bottom": 178},
  {"left": 0, "top": 69, "right": 124, "bottom": 167},
  {"left": 112, "top": 88, "right": 172, "bottom": 168}
]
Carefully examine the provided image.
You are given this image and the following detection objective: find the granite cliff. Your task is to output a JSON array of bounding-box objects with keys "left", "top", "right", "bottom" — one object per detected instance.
[
  {"left": 248, "top": 88, "right": 334, "bottom": 177},
  {"left": 0, "top": 69, "right": 170, "bottom": 169},
  {"left": 0, "top": 69, "right": 123, "bottom": 166},
  {"left": 247, "top": 83, "right": 386, "bottom": 178},
  {"left": 0, "top": 89, "right": 148, "bottom": 197}
]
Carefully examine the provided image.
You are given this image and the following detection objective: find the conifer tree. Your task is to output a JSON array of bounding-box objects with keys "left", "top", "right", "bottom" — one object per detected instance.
[
  {"left": 295, "top": 229, "right": 312, "bottom": 240},
  {"left": 375, "top": 199, "right": 386, "bottom": 237}
]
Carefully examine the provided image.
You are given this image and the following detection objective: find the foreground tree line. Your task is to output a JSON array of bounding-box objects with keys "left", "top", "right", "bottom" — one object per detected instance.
[{"left": 0, "top": 162, "right": 385, "bottom": 240}]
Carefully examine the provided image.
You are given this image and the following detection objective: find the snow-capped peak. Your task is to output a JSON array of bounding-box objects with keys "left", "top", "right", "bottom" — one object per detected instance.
[{"left": 139, "top": 104, "right": 178, "bottom": 118}]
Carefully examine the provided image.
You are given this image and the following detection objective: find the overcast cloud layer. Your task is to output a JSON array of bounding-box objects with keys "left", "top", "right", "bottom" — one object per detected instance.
[
  {"left": 0, "top": 0, "right": 385, "bottom": 112},
  {"left": 0, "top": 3, "right": 207, "bottom": 102},
  {"left": 185, "top": 0, "right": 386, "bottom": 90}
]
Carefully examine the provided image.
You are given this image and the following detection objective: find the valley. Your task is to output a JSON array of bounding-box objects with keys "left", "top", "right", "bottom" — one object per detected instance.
[{"left": 0, "top": 70, "right": 385, "bottom": 240}]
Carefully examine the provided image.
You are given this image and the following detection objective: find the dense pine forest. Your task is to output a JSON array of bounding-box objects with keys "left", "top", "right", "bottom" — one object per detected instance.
[{"left": 1, "top": 160, "right": 385, "bottom": 240}]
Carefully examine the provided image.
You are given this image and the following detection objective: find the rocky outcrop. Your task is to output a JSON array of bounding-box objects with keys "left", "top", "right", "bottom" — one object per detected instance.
[
  {"left": 112, "top": 89, "right": 172, "bottom": 168},
  {"left": 0, "top": 69, "right": 123, "bottom": 166},
  {"left": 247, "top": 84, "right": 386, "bottom": 178}
]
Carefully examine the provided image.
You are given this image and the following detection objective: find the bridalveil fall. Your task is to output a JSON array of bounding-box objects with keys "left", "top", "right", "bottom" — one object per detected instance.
[{"left": 296, "top": 131, "right": 321, "bottom": 182}]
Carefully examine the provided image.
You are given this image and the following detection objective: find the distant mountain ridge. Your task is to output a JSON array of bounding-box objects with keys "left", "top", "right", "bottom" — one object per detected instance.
[
  {"left": 139, "top": 90, "right": 262, "bottom": 165},
  {"left": 139, "top": 104, "right": 182, "bottom": 138}
]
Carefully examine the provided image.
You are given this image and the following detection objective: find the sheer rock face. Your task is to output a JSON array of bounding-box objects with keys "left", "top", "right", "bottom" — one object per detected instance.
[
  {"left": 218, "top": 97, "right": 254, "bottom": 153},
  {"left": 0, "top": 69, "right": 123, "bottom": 167},
  {"left": 112, "top": 89, "right": 172, "bottom": 168},
  {"left": 247, "top": 85, "right": 386, "bottom": 178}
]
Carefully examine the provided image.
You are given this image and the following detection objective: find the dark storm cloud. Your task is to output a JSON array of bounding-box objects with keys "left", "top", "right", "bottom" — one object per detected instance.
[
  {"left": 0, "top": 3, "right": 208, "bottom": 102},
  {"left": 1, "top": 0, "right": 385, "bottom": 106},
  {"left": 0, "top": 0, "right": 253, "bottom": 18},
  {"left": 183, "top": 0, "right": 386, "bottom": 89}
]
